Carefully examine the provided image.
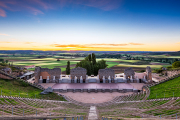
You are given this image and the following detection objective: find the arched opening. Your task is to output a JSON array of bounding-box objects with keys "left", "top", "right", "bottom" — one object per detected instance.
[
  {"left": 83, "top": 79, "right": 85, "bottom": 83},
  {"left": 43, "top": 79, "right": 46, "bottom": 83}
]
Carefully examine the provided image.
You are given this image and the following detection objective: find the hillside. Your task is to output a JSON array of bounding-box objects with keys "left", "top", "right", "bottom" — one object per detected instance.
[
  {"left": 0, "top": 78, "right": 66, "bottom": 101},
  {"left": 148, "top": 76, "right": 180, "bottom": 99}
]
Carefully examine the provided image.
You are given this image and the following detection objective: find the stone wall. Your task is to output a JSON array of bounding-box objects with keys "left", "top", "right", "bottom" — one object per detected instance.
[
  {"left": 35, "top": 67, "right": 41, "bottom": 83},
  {"left": 146, "top": 66, "right": 152, "bottom": 80},
  {"left": 35, "top": 67, "right": 61, "bottom": 83},
  {"left": 98, "top": 68, "right": 115, "bottom": 79},
  {"left": 163, "top": 70, "right": 180, "bottom": 77},
  {"left": 70, "top": 67, "right": 87, "bottom": 80},
  {"left": 0, "top": 73, "right": 13, "bottom": 79},
  {"left": 124, "top": 67, "right": 135, "bottom": 79}
]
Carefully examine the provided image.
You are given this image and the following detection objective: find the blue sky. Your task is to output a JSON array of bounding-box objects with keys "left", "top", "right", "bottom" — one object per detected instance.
[{"left": 0, "top": 0, "right": 180, "bottom": 51}]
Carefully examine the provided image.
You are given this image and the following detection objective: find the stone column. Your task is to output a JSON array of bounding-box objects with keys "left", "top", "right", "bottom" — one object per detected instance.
[
  {"left": 46, "top": 76, "right": 49, "bottom": 83},
  {"left": 123, "top": 75, "right": 126, "bottom": 80},
  {"left": 130, "top": 76, "right": 133, "bottom": 83},
  {"left": 136, "top": 76, "right": 139, "bottom": 83},
  {"left": 74, "top": 76, "right": 77, "bottom": 83},
  {"left": 108, "top": 76, "right": 111, "bottom": 83},
  {"left": 52, "top": 76, "right": 55, "bottom": 83},
  {"left": 59, "top": 75, "right": 62, "bottom": 83},
  {"left": 97, "top": 75, "right": 100, "bottom": 83},
  {"left": 39, "top": 76, "right": 43, "bottom": 83},
  {"left": 80, "top": 76, "right": 83, "bottom": 83},
  {"left": 85, "top": 75, "right": 88, "bottom": 83},
  {"left": 143, "top": 76, "right": 146, "bottom": 82},
  {"left": 103, "top": 76, "right": 105, "bottom": 83}
]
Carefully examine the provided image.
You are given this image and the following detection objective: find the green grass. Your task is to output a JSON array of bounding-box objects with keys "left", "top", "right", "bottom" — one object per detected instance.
[
  {"left": 106, "top": 62, "right": 119, "bottom": 68},
  {"left": 0, "top": 79, "right": 66, "bottom": 101},
  {"left": 148, "top": 76, "right": 180, "bottom": 99},
  {"left": 143, "top": 109, "right": 180, "bottom": 116}
]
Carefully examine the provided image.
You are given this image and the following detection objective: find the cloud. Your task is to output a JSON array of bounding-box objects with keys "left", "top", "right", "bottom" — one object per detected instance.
[
  {"left": 0, "top": 0, "right": 45, "bottom": 16},
  {"left": 31, "top": 0, "right": 53, "bottom": 10},
  {"left": 0, "top": 33, "right": 9, "bottom": 36},
  {"left": 129, "top": 43, "right": 144, "bottom": 45},
  {"left": 26, "top": 7, "right": 44, "bottom": 15},
  {"left": 0, "top": 41, "right": 37, "bottom": 44},
  {"left": 177, "top": 42, "right": 180, "bottom": 44},
  {"left": 51, "top": 43, "right": 144, "bottom": 49},
  {"left": 24, "top": 42, "right": 35, "bottom": 44},
  {"left": 0, "top": 8, "right": 6, "bottom": 17},
  {"left": 82, "top": 0, "right": 120, "bottom": 11},
  {"left": 58, "top": 0, "right": 121, "bottom": 11},
  {"left": 0, "top": 0, "right": 121, "bottom": 17},
  {"left": 0, "top": 41, "right": 11, "bottom": 43}
]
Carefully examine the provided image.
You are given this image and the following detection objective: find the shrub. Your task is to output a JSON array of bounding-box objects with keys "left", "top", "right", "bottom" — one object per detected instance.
[
  {"left": 172, "top": 61, "right": 180, "bottom": 68},
  {"left": 152, "top": 69, "right": 163, "bottom": 73},
  {"left": 19, "top": 81, "right": 29, "bottom": 87}
]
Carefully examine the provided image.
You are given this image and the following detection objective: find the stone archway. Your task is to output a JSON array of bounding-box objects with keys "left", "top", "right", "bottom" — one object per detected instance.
[{"left": 124, "top": 67, "right": 135, "bottom": 79}]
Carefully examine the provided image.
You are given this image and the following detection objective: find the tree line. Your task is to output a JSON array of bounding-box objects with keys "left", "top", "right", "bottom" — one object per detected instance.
[{"left": 66, "top": 53, "right": 108, "bottom": 76}]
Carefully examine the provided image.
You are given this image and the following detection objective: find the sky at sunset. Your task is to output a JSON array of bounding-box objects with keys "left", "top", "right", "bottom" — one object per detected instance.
[{"left": 0, "top": 0, "right": 180, "bottom": 51}]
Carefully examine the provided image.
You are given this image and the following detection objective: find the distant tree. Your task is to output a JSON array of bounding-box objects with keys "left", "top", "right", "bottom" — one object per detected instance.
[
  {"left": 0, "top": 59, "right": 4, "bottom": 62},
  {"left": 2, "top": 59, "right": 5, "bottom": 64},
  {"left": 5, "top": 60, "right": 8, "bottom": 63},
  {"left": 97, "top": 59, "right": 108, "bottom": 69},
  {"left": 88, "top": 54, "right": 91, "bottom": 61},
  {"left": 90, "top": 63, "right": 94, "bottom": 75},
  {"left": 76, "top": 53, "right": 107, "bottom": 76},
  {"left": 172, "top": 61, "right": 180, "bottom": 68},
  {"left": 92, "top": 53, "right": 96, "bottom": 65},
  {"left": 66, "top": 61, "right": 70, "bottom": 75}
]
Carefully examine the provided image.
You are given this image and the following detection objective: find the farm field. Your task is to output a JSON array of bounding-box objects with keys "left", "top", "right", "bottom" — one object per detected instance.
[
  {"left": 0, "top": 57, "right": 82, "bottom": 71},
  {"left": 148, "top": 76, "right": 180, "bottom": 99},
  {"left": 0, "top": 56, "right": 173, "bottom": 73},
  {"left": 117, "top": 64, "right": 170, "bottom": 69}
]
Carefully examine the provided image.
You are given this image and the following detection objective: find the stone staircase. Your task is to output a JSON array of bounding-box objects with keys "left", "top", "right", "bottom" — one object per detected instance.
[{"left": 88, "top": 106, "right": 98, "bottom": 120}]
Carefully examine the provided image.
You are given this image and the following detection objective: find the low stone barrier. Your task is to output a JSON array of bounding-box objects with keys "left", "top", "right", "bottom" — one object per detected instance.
[{"left": 53, "top": 88, "right": 140, "bottom": 93}]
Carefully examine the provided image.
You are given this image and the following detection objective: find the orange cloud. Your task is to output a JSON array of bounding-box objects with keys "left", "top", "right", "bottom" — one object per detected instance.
[
  {"left": 24, "top": 42, "right": 35, "bottom": 44},
  {"left": 0, "top": 41, "right": 11, "bottom": 43},
  {"left": 129, "top": 43, "right": 144, "bottom": 45},
  {"left": 0, "top": 33, "right": 9, "bottom": 36},
  {"left": 51, "top": 43, "right": 144, "bottom": 48},
  {"left": 177, "top": 42, "right": 180, "bottom": 44}
]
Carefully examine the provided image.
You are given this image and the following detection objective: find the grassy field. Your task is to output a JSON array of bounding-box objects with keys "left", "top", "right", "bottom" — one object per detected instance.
[
  {"left": 0, "top": 79, "right": 66, "bottom": 101},
  {"left": 106, "top": 62, "right": 120, "bottom": 68},
  {"left": 96, "top": 58, "right": 140, "bottom": 63},
  {"left": 117, "top": 64, "right": 170, "bottom": 69},
  {"left": 148, "top": 76, "right": 180, "bottom": 99}
]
